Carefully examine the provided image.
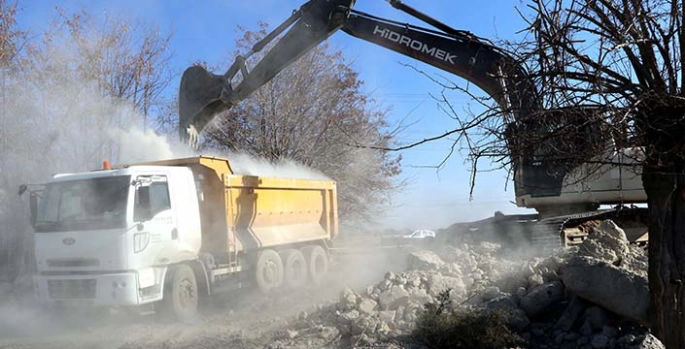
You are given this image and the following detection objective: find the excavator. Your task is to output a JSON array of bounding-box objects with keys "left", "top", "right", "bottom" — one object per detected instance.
[{"left": 177, "top": 0, "right": 648, "bottom": 251}]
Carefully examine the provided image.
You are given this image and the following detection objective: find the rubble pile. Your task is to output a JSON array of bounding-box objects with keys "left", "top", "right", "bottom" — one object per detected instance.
[{"left": 273, "top": 219, "right": 661, "bottom": 348}]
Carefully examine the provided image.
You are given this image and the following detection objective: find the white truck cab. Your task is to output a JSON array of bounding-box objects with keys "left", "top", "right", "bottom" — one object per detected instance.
[{"left": 32, "top": 166, "right": 201, "bottom": 308}]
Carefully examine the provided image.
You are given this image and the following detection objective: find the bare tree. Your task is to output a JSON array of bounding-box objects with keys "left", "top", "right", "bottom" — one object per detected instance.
[
  {"left": 362, "top": 1, "right": 685, "bottom": 345},
  {"left": 203, "top": 24, "right": 401, "bottom": 222},
  {"left": 0, "top": 0, "right": 27, "bottom": 281},
  {"left": 0, "top": 4, "right": 174, "bottom": 279},
  {"left": 10, "top": 8, "right": 174, "bottom": 167},
  {"left": 0, "top": 0, "right": 24, "bottom": 158},
  {"left": 466, "top": 1, "right": 685, "bottom": 347},
  {"left": 37, "top": 9, "right": 172, "bottom": 127},
  {"left": 0, "top": 0, "right": 22, "bottom": 75}
]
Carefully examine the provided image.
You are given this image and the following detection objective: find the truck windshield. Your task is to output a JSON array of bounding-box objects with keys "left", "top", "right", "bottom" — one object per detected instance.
[{"left": 34, "top": 176, "right": 131, "bottom": 232}]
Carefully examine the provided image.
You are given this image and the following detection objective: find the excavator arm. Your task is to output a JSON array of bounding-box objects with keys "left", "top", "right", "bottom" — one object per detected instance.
[
  {"left": 178, "top": 0, "right": 540, "bottom": 146},
  {"left": 340, "top": 9, "right": 539, "bottom": 120}
]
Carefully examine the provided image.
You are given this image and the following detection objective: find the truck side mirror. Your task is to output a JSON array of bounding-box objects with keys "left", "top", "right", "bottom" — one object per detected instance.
[
  {"left": 19, "top": 184, "right": 41, "bottom": 226},
  {"left": 29, "top": 193, "right": 38, "bottom": 226}
]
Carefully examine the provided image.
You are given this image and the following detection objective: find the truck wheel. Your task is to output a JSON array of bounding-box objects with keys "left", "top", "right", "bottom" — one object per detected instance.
[
  {"left": 303, "top": 245, "right": 328, "bottom": 285},
  {"left": 163, "top": 264, "right": 198, "bottom": 322},
  {"left": 256, "top": 249, "right": 283, "bottom": 294},
  {"left": 280, "top": 249, "right": 307, "bottom": 290}
]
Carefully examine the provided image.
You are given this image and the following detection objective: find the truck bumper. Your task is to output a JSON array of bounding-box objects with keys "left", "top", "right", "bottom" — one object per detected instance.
[{"left": 34, "top": 272, "right": 142, "bottom": 307}]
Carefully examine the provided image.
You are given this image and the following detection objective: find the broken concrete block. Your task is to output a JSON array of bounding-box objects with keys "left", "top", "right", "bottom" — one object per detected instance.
[
  {"left": 378, "top": 285, "right": 409, "bottom": 310},
  {"left": 555, "top": 296, "right": 588, "bottom": 331},
  {"left": 409, "top": 251, "right": 445, "bottom": 270},
  {"left": 519, "top": 281, "right": 565, "bottom": 317},
  {"left": 358, "top": 298, "right": 377, "bottom": 315},
  {"left": 561, "top": 256, "right": 649, "bottom": 324}
]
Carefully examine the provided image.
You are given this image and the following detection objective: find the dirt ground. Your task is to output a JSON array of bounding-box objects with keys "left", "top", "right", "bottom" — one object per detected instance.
[{"left": 0, "top": 239, "right": 411, "bottom": 349}]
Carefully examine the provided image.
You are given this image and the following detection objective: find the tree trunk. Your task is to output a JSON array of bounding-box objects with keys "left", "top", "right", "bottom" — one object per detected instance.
[{"left": 644, "top": 169, "right": 685, "bottom": 349}]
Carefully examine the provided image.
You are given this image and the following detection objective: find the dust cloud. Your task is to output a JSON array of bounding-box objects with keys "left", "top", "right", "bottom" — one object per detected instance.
[
  {"left": 0, "top": 12, "right": 399, "bottom": 349},
  {"left": 0, "top": 5, "right": 526, "bottom": 349},
  {"left": 111, "top": 126, "right": 330, "bottom": 181},
  {"left": 218, "top": 152, "right": 330, "bottom": 180},
  {"left": 114, "top": 128, "right": 190, "bottom": 164}
]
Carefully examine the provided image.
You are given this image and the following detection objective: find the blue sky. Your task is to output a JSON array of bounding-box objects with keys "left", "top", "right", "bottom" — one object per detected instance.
[{"left": 16, "top": 0, "right": 535, "bottom": 229}]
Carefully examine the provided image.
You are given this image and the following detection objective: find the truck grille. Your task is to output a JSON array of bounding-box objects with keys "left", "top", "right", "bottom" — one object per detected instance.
[
  {"left": 48, "top": 279, "right": 96, "bottom": 299},
  {"left": 47, "top": 258, "right": 99, "bottom": 267}
]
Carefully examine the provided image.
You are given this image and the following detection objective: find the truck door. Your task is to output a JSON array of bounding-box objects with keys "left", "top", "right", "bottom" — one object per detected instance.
[{"left": 131, "top": 175, "right": 178, "bottom": 266}]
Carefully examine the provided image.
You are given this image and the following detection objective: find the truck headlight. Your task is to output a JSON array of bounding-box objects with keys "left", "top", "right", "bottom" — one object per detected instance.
[{"left": 112, "top": 281, "right": 127, "bottom": 289}]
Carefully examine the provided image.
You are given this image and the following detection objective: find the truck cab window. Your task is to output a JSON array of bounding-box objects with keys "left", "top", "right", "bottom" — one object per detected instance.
[
  {"left": 134, "top": 176, "right": 171, "bottom": 222},
  {"left": 34, "top": 176, "right": 130, "bottom": 232}
]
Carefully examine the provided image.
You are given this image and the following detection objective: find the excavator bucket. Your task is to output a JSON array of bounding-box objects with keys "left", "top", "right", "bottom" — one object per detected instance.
[{"left": 178, "top": 65, "right": 233, "bottom": 147}]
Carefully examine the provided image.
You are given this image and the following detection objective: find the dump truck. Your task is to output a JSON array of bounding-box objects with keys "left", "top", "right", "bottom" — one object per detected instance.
[{"left": 26, "top": 156, "right": 337, "bottom": 320}]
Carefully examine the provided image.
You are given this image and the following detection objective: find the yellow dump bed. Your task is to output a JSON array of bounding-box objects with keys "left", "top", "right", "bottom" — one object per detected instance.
[{"left": 132, "top": 156, "right": 338, "bottom": 255}]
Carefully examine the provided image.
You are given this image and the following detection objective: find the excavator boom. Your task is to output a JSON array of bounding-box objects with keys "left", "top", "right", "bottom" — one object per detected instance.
[{"left": 178, "top": 0, "right": 538, "bottom": 146}]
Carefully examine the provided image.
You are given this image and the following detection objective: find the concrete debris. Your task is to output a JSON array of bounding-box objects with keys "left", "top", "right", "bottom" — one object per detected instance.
[
  {"left": 578, "top": 221, "right": 629, "bottom": 264},
  {"left": 427, "top": 273, "right": 465, "bottom": 299},
  {"left": 584, "top": 306, "right": 612, "bottom": 331},
  {"left": 561, "top": 256, "right": 650, "bottom": 324},
  {"left": 481, "top": 286, "right": 502, "bottom": 302},
  {"left": 338, "top": 309, "right": 360, "bottom": 324},
  {"left": 527, "top": 273, "right": 546, "bottom": 288},
  {"left": 378, "top": 310, "right": 396, "bottom": 324},
  {"left": 358, "top": 298, "right": 377, "bottom": 315},
  {"left": 338, "top": 287, "right": 358, "bottom": 311},
  {"left": 591, "top": 334, "right": 610, "bottom": 348},
  {"left": 384, "top": 271, "right": 396, "bottom": 281},
  {"left": 519, "top": 281, "right": 565, "bottom": 317},
  {"left": 350, "top": 315, "right": 377, "bottom": 336},
  {"left": 273, "top": 219, "right": 661, "bottom": 349},
  {"left": 602, "top": 326, "right": 618, "bottom": 338},
  {"left": 474, "top": 241, "right": 501, "bottom": 255},
  {"left": 407, "top": 288, "right": 433, "bottom": 305},
  {"left": 317, "top": 326, "right": 340, "bottom": 341},
  {"left": 600, "top": 219, "right": 628, "bottom": 241},
  {"left": 377, "top": 279, "right": 392, "bottom": 291},
  {"left": 408, "top": 250, "right": 444, "bottom": 270},
  {"left": 297, "top": 310, "right": 308, "bottom": 320},
  {"left": 484, "top": 296, "right": 530, "bottom": 330},
  {"left": 378, "top": 285, "right": 409, "bottom": 310},
  {"left": 633, "top": 334, "right": 665, "bottom": 349},
  {"left": 621, "top": 246, "right": 649, "bottom": 278},
  {"left": 580, "top": 320, "right": 593, "bottom": 336},
  {"left": 555, "top": 296, "right": 588, "bottom": 331},
  {"left": 515, "top": 286, "right": 527, "bottom": 300},
  {"left": 615, "top": 334, "right": 666, "bottom": 349}
]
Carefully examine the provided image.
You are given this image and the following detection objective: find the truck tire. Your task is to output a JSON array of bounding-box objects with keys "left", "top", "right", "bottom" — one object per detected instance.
[
  {"left": 280, "top": 249, "right": 307, "bottom": 290},
  {"left": 303, "top": 245, "right": 328, "bottom": 285},
  {"left": 256, "top": 249, "right": 283, "bottom": 294},
  {"left": 163, "top": 264, "right": 198, "bottom": 322}
]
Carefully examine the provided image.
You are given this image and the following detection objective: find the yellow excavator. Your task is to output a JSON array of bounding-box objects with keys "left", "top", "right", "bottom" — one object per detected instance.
[{"left": 177, "top": 0, "right": 648, "bottom": 251}]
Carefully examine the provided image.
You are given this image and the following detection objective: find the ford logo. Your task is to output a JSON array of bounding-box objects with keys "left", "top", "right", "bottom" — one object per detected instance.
[{"left": 62, "top": 238, "right": 76, "bottom": 246}]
